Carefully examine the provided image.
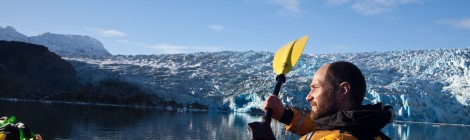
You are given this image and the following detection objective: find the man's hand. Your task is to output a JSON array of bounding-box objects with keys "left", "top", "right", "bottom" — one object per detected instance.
[
  {"left": 264, "top": 95, "right": 285, "bottom": 120},
  {"left": 35, "top": 134, "right": 43, "bottom": 140}
]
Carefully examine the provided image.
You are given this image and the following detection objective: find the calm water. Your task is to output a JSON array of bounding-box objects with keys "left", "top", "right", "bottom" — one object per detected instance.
[{"left": 1, "top": 101, "right": 469, "bottom": 140}]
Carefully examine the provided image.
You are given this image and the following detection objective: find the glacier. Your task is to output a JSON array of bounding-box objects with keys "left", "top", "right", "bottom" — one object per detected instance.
[
  {"left": 1, "top": 26, "right": 469, "bottom": 124},
  {"left": 64, "top": 48, "right": 470, "bottom": 124}
]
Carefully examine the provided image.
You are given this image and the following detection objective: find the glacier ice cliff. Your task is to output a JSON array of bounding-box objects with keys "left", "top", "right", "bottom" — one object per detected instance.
[{"left": 64, "top": 48, "right": 469, "bottom": 124}]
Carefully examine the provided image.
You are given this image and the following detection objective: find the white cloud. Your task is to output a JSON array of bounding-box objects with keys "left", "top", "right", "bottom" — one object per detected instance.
[
  {"left": 117, "top": 40, "right": 225, "bottom": 54},
  {"left": 147, "top": 44, "right": 225, "bottom": 54},
  {"left": 437, "top": 18, "right": 470, "bottom": 29},
  {"left": 87, "top": 28, "right": 126, "bottom": 37},
  {"left": 268, "top": 0, "right": 302, "bottom": 16},
  {"left": 324, "top": 0, "right": 422, "bottom": 16},
  {"left": 101, "top": 29, "right": 126, "bottom": 37},
  {"left": 117, "top": 39, "right": 147, "bottom": 46},
  {"left": 330, "top": 44, "right": 350, "bottom": 52},
  {"left": 118, "top": 40, "right": 130, "bottom": 44},
  {"left": 325, "top": 0, "right": 351, "bottom": 6},
  {"left": 351, "top": 0, "right": 395, "bottom": 15},
  {"left": 208, "top": 25, "right": 225, "bottom": 32}
]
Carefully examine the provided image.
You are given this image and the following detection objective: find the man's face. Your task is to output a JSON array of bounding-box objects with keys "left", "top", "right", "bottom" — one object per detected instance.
[{"left": 305, "top": 64, "right": 338, "bottom": 120}]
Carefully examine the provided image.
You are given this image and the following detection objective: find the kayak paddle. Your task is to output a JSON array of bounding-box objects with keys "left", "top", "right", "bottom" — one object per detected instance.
[{"left": 247, "top": 35, "right": 309, "bottom": 140}]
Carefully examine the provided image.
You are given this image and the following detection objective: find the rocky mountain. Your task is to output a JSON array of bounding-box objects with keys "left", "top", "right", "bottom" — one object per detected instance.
[
  {"left": 0, "top": 26, "right": 111, "bottom": 57},
  {"left": 0, "top": 26, "right": 29, "bottom": 42},
  {"left": 0, "top": 41, "right": 170, "bottom": 107},
  {"left": 0, "top": 41, "right": 80, "bottom": 98}
]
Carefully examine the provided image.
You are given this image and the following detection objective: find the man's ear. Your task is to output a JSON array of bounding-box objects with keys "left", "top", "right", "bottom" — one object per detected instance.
[{"left": 338, "top": 82, "right": 350, "bottom": 95}]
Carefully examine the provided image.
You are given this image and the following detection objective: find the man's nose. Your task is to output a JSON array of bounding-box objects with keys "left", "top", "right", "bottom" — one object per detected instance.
[{"left": 306, "top": 91, "right": 314, "bottom": 101}]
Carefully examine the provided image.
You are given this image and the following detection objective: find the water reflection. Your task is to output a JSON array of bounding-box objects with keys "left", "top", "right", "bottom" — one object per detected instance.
[
  {"left": 383, "top": 122, "right": 470, "bottom": 140},
  {"left": 0, "top": 101, "right": 272, "bottom": 140},
  {"left": 1, "top": 101, "right": 468, "bottom": 140}
]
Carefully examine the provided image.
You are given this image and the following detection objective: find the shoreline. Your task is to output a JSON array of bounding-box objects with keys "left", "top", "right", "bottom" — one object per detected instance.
[{"left": 2, "top": 98, "right": 469, "bottom": 127}]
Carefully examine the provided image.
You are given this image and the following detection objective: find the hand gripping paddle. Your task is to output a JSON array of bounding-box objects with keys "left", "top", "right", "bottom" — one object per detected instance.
[{"left": 247, "top": 35, "right": 309, "bottom": 140}]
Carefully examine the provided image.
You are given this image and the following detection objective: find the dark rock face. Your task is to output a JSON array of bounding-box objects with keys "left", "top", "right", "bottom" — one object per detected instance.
[
  {"left": 44, "top": 79, "right": 165, "bottom": 107},
  {"left": 0, "top": 41, "right": 178, "bottom": 108},
  {"left": 0, "top": 41, "right": 80, "bottom": 99}
]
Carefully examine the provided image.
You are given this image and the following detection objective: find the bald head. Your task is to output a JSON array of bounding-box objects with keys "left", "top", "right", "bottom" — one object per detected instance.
[{"left": 324, "top": 61, "right": 366, "bottom": 107}]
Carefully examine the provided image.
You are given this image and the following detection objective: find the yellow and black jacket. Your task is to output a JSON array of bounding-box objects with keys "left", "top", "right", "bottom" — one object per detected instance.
[{"left": 279, "top": 103, "right": 393, "bottom": 140}]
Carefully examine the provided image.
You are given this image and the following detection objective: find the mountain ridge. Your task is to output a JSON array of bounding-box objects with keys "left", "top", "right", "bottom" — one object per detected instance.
[
  {"left": 0, "top": 41, "right": 187, "bottom": 109},
  {"left": 0, "top": 26, "right": 110, "bottom": 57}
]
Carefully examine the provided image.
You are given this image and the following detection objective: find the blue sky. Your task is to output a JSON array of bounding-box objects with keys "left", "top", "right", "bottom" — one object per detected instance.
[{"left": 1, "top": 0, "right": 469, "bottom": 55}]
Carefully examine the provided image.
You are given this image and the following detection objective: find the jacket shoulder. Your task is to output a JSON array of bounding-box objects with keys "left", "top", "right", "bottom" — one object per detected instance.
[
  {"left": 300, "top": 130, "right": 389, "bottom": 140},
  {"left": 300, "top": 130, "right": 358, "bottom": 140}
]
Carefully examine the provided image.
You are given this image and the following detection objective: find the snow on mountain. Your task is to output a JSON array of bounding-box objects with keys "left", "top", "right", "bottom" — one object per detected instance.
[
  {"left": 65, "top": 48, "right": 470, "bottom": 124},
  {"left": 0, "top": 26, "right": 111, "bottom": 57},
  {"left": 30, "top": 32, "right": 111, "bottom": 57},
  {"left": 0, "top": 26, "right": 29, "bottom": 42}
]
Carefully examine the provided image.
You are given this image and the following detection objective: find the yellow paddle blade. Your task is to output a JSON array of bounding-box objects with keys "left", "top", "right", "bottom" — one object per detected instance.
[{"left": 273, "top": 35, "right": 309, "bottom": 75}]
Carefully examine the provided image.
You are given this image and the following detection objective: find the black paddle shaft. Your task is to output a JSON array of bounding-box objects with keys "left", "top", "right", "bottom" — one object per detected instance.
[
  {"left": 263, "top": 74, "right": 286, "bottom": 123},
  {"left": 247, "top": 74, "right": 286, "bottom": 140}
]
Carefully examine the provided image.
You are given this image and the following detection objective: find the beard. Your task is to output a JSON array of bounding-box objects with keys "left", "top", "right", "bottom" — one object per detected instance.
[{"left": 309, "top": 91, "right": 338, "bottom": 120}]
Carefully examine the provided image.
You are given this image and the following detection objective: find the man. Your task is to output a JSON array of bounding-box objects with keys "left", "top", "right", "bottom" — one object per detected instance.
[{"left": 264, "top": 61, "right": 393, "bottom": 140}]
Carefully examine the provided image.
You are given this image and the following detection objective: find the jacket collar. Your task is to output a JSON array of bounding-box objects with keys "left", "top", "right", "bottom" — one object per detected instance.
[{"left": 313, "top": 103, "right": 393, "bottom": 139}]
